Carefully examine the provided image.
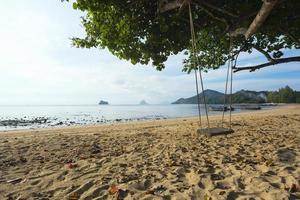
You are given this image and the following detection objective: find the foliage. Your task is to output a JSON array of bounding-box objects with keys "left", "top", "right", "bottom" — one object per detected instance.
[
  {"left": 63, "top": 0, "right": 300, "bottom": 72},
  {"left": 267, "top": 91, "right": 280, "bottom": 103},
  {"left": 296, "top": 92, "right": 300, "bottom": 103},
  {"left": 231, "top": 90, "right": 267, "bottom": 104},
  {"left": 267, "top": 86, "right": 298, "bottom": 103}
]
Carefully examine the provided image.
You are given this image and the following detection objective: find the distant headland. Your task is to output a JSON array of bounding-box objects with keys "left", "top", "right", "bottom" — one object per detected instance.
[{"left": 172, "top": 86, "right": 299, "bottom": 104}]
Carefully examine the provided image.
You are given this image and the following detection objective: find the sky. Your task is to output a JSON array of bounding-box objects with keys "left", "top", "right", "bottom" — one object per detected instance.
[{"left": 0, "top": 1, "right": 299, "bottom": 105}]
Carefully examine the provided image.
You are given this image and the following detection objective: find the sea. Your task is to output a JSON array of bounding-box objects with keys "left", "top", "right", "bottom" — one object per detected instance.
[{"left": 0, "top": 104, "right": 270, "bottom": 131}]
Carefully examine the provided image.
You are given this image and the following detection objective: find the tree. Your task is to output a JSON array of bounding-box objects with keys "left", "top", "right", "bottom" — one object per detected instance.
[
  {"left": 278, "top": 85, "right": 296, "bottom": 103},
  {"left": 267, "top": 86, "right": 298, "bottom": 103},
  {"left": 267, "top": 91, "right": 280, "bottom": 103},
  {"left": 296, "top": 92, "right": 300, "bottom": 103},
  {"left": 63, "top": 0, "right": 300, "bottom": 72}
]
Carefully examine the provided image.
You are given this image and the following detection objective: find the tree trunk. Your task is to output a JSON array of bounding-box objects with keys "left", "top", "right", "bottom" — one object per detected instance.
[
  {"left": 245, "top": 0, "right": 278, "bottom": 39},
  {"left": 158, "top": 0, "right": 183, "bottom": 13}
]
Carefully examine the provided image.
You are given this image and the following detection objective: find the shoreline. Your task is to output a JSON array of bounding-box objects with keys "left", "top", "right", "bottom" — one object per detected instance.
[
  {"left": 0, "top": 104, "right": 287, "bottom": 134},
  {"left": 0, "top": 104, "right": 299, "bottom": 199}
]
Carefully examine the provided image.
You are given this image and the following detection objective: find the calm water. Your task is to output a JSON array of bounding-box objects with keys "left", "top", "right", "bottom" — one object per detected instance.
[{"left": 0, "top": 104, "right": 261, "bottom": 131}]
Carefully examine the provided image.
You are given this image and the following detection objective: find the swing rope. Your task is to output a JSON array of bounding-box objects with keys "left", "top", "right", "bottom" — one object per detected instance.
[
  {"left": 198, "top": 61, "right": 210, "bottom": 130},
  {"left": 221, "top": 56, "right": 231, "bottom": 127},
  {"left": 194, "top": 68, "right": 202, "bottom": 127},
  {"left": 188, "top": 3, "right": 210, "bottom": 130},
  {"left": 229, "top": 51, "right": 240, "bottom": 128},
  {"left": 221, "top": 47, "right": 240, "bottom": 128},
  {"left": 188, "top": 3, "right": 202, "bottom": 127},
  {"left": 229, "top": 59, "right": 233, "bottom": 128}
]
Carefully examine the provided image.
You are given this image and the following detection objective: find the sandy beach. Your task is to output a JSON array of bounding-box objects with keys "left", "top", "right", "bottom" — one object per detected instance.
[{"left": 0, "top": 105, "right": 299, "bottom": 200}]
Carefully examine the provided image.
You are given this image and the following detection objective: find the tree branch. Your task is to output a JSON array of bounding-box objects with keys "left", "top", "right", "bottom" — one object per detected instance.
[
  {"left": 229, "top": 11, "right": 257, "bottom": 37},
  {"left": 194, "top": 0, "right": 238, "bottom": 18},
  {"left": 245, "top": 0, "right": 278, "bottom": 39},
  {"left": 158, "top": 0, "right": 183, "bottom": 13},
  {"left": 229, "top": 27, "right": 247, "bottom": 37},
  {"left": 233, "top": 56, "right": 300, "bottom": 72},
  {"left": 194, "top": 3, "right": 229, "bottom": 27},
  {"left": 158, "top": 0, "right": 230, "bottom": 27},
  {"left": 251, "top": 44, "right": 274, "bottom": 61}
]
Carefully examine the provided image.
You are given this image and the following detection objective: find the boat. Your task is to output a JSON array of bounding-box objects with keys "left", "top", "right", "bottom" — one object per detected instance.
[
  {"left": 238, "top": 105, "right": 261, "bottom": 110},
  {"left": 209, "top": 106, "right": 234, "bottom": 112}
]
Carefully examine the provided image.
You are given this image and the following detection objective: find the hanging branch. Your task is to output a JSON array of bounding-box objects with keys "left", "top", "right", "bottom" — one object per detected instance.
[{"left": 233, "top": 56, "right": 300, "bottom": 72}]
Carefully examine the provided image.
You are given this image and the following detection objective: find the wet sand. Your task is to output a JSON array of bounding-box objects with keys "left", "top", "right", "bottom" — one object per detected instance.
[{"left": 0, "top": 105, "right": 299, "bottom": 200}]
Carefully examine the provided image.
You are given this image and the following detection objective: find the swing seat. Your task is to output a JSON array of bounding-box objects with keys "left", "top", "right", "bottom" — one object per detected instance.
[{"left": 197, "top": 127, "right": 234, "bottom": 137}]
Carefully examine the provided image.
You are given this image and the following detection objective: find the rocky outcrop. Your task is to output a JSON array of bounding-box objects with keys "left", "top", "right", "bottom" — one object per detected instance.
[
  {"left": 98, "top": 100, "right": 109, "bottom": 105},
  {"left": 139, "top": 100, "right": 148, "bottom": 105}
]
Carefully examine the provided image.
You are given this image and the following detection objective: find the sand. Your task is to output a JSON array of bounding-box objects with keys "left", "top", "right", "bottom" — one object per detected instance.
[{"left": 0, "top": 105, "right": 299, "bottom": 200}]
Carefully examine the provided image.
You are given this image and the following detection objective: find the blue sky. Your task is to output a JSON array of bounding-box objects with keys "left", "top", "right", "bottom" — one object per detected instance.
[{"left": 0, "top": 0, "right": 299, "bottom": 105}]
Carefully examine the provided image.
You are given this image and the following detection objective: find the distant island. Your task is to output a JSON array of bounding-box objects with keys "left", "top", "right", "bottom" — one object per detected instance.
[
  {"left": 139, "top": 100, "right": 148, "bottom": 105},
  {"left": 98, "top": 100, "right": 109, "bottom": 105},
  {"left": 172, "top": 86, "right": 300, "bottom": 104}
]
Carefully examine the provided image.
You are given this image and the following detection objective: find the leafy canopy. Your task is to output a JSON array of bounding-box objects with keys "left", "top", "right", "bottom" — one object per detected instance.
[{"left": 63, "top": 0, "right": 300, "bottom": 72}]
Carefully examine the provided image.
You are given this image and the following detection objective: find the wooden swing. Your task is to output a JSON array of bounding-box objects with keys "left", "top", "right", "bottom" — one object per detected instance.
[{"left": 187, "top": 3, "right": 239, "bottom": 137}]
